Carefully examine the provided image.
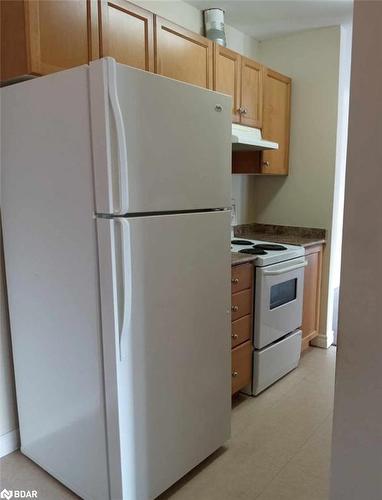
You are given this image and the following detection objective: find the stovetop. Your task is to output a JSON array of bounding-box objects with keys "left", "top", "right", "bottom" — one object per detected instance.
[{"left": 231, "top": 238, "right": 305, "bottom": 267}]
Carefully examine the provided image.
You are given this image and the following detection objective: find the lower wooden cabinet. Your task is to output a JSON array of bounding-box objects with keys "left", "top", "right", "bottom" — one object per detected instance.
[
  {"left": 231, "top": 262, "right": 254, "bottom": 394},
  {"left": 301, "top": 244, "right": 323, "bottom": 351},
  {"left": 231, "top": 341, "right": 252, "bottom": 395},
  {"left": 231, "top": 315, "right": 251, "bottom": 348}
]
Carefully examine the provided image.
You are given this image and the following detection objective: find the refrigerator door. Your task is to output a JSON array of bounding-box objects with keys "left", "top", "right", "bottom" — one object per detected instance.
[
  {"left": 89, "top": 58, "right": 232, "bottom": 215},
  {"left": 96, "top": 210, "right": 231, "bottom": 500},
  {"left": 1, "top": 66, "right": 110, "bottom": 500}
]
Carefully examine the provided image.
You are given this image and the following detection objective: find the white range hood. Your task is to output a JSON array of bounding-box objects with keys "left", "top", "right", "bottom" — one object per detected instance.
[{"left": 232, "top": 123, "right": 279, "bottom": 151}]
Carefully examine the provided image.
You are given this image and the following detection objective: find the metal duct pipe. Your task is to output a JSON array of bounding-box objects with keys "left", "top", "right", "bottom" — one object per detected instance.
[{"left": 203, "top": 8, "right": 226, "bottom": 47}]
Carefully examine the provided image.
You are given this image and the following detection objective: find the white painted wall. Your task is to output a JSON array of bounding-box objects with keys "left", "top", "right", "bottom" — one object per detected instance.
[
  {"left": 330, "top": 2, "right": 382, "bottom": 497},
  {"left": 245, "top": 27, "right": 341, "bottom": 344},
  {"left": 135, "top": 0, "right": 258, "bottom": 58}
]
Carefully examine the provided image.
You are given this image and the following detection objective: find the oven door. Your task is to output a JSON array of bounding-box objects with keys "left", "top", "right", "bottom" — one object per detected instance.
[{"left": 254, "top": 257, "right": 307, "bottom": 349}]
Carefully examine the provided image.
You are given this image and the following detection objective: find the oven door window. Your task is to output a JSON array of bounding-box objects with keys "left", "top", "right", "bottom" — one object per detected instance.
[{"left": 270, "top": 278, "right": 297, "bottom": 310}]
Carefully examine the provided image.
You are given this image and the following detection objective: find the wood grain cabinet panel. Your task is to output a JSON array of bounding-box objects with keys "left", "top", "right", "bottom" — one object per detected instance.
[
  {"left": 240, "top": 57, "right": 263, "bottom": 128},
  {"left": 99, "top": 0, "right": 154, "bottom": 71},
  {"left": 155, "top": 16, "right": 213, "bottom": 89},
  {"left": 231, "top": 289, "right": 252, "bottom": 321},
  {"left": 231, "top": 262, "right": 253, "bottom": 293},
  {"left": 231, "top": 341, "right": 252, "bottom": 394},
  {"left": 1, "top": 0, "right": 98, "bottom": 83},
  {"left": 302, "top": 245, "right": 323, "bottom": 351},
  {"left": 213, "top": 48, "right": 263, "bottom": 127},
  {"left": 261, "top": 68, "right": 291, "bottom": 175},
  {"left": 213, "top": 45, "right": 241, "bottom": 122},
  {"left": 231, "top": 262, "right": 254, "bottom": 395},
  {"left": 231, "top": 315, "right": 251, "bottom": 348}
]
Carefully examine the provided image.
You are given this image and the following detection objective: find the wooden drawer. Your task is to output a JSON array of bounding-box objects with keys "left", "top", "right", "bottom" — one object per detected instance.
[
  {"left": 231, "top": 263, "right": 253, "bottom": 293},
  {"left": 231, "top": 289, "right": 252, "bottom": 321},
  {"left": 231, "top": 340, "right": 252, "bottom": 394},
  {"left": 231, "top": 314, "right": 252, "bottom": 348}
]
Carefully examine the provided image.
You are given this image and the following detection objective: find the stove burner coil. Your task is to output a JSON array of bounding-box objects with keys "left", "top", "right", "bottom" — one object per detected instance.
[
  {"left": 231, "top": 239, "right": 254, "bottom": 245},
  {"left": 253, "top": 243, "right": 287, "bottom": 251}
]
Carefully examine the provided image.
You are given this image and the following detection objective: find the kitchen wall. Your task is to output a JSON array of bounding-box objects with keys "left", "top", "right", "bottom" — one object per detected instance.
[
  {"left": 254, "top": 27, "right": 340, "bottom": 228},
  {"left": 330, "top": 2, "right": 382, "bottom": 497},
  {"left": 251, "top": 26, "right": 341, "bottom": 343},
  {"left": 135, "top": 0, "right": 259, "bottom": 57}
]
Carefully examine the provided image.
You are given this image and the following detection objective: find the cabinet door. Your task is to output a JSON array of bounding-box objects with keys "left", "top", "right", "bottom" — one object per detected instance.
[
  {"left": 240, "top": 57, "right": 263, "bottom": 128},
  {"left": 99, "top": 0, "right": 154, "bottom": 71},
  {"left": 262, "top": 68, "right": 291, "bottom": 175},
  {"left": 26, "top": 0, "right": 97, "bottom": 75},
  {"left": 155, "top": 16, "right": 213, "bottom": 89},
  {"left": 214, "top": 45, "right": 241, "bottom": 122},
  {"left": 1, "top": 0, "right": 98, "bottom": 82},
  {"left": 231, "top": 341, "right": 252, "bottom": 394},
  {"left": 301, "top": 245, "right": 323, "bottom": 351}
]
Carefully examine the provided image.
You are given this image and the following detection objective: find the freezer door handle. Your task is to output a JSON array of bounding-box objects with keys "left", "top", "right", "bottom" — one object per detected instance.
[
  {"left": 262, "top": 260, "right": 307, "bottom": 276},
  {"left": 116, "top": 218, "right": 132, "bottom": 361},
  {"left": 107, "top": 58, "right": 129, "bottom": 215}
]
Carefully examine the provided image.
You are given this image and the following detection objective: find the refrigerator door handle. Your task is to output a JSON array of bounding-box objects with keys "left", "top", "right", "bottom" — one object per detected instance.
[
  {"left": 115, "top": 218, "right": 132, "bottom": 361},
  {"left": 107, "top": 58, "right": 129, "bottom": 215}
]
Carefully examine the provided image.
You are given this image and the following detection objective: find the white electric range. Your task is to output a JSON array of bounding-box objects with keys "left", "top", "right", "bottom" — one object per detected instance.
[{"left": 231, "top": 238, "right": 307, "bottom": 395}]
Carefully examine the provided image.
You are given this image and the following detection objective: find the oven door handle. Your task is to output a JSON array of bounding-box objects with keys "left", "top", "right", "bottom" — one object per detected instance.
[{"left": 263, "top": 260, "right": 308, "bottom": 276}]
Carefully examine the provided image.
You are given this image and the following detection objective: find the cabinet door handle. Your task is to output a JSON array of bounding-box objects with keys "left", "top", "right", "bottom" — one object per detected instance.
[
  {"left": 232, "top": 370, "right": 238, "bottom": 378},
  {"left": 232, "top": 333, "right": 239, "bottom": 340},
  {"left": 238, "top": 106, "right": 247, "bottom": 114},
  {"left": 262, "top": 160, "right": 270, "bottom": 167},
  {"left": 231, "top": 277, "right": 239, "bottom": 284},
  {"left": 231, "top": 305, "right": 239, "bottom": 312}
]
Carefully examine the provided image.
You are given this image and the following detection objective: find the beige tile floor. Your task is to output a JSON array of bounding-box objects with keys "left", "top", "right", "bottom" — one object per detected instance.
[{"left": 0, "top": 346, "right": 336, "bottom": 500}]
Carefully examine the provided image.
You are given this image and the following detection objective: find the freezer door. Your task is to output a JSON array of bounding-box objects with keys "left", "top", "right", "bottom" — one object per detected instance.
[
  {"left": 96, "top": 210, "right": 231, "bottom": 500},
  {"left": 89, "top": 58, "right": 232, "bottom": 215}
]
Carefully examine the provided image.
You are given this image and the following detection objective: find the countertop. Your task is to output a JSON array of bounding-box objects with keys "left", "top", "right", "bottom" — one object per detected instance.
[
  {"left": 234, "top": 223, "right": 326, "bottom": 249},
  {"left": 231, "top": 252, "right": 257, "bottom": 266}
]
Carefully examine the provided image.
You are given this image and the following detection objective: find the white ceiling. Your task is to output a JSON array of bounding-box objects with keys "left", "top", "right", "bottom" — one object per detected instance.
[{"left": 186, "top": 0, "right": 353, "bottom": 41}]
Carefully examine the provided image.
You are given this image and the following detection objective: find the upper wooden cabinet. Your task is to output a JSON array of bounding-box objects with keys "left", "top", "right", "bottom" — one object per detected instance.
[
  {"left": 214, "top": 47, "right": 263, "bottom": 128},
  {"left": 240, "top": 57, "right": 263, "bottom": 128},
  {"left": 1, "top": 0, "right": 98, "bottom": 83},
  {"left": 261, "top": 68, "right": 292, "bottom": 175},
  {"left": 155, "top": 17, "right": 213, "bottom": 89},
  {"left": 99, "top": 0, "right": 154, "bottom": 71},
  {"left": 213, "top": 45, "right": 241, "bottom": 121}
]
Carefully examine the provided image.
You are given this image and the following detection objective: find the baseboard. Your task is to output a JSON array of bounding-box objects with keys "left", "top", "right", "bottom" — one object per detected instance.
[
  {"left": 311, "top": 330, "right": 334, "bottom": 349},
  {"left": 0, "top": 429, "right": 20, "bottom": 458}
]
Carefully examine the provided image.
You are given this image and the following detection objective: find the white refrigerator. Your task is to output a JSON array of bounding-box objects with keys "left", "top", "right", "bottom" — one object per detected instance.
[{"left": 1, "top": 58, "right": 232, "bottom": 500}]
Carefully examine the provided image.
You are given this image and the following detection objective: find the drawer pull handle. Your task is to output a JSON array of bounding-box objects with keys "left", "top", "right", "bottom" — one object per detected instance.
[
  {"left": 232, "top": 333, "right": 238, "bottom": 339},
  {"left": 231, "top": 278, "right": 239, "bottom": 284},
  {"left": 232, "top": 370, "right": 238, "bottom": 378},
  {"left": 231, "top": 305, "right": 239, "bottom": 312}
]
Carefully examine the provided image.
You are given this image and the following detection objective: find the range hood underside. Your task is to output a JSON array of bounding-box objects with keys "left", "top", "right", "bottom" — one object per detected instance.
[{"left": 232, "top": 124, "right": 279, "bottom": 151}]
